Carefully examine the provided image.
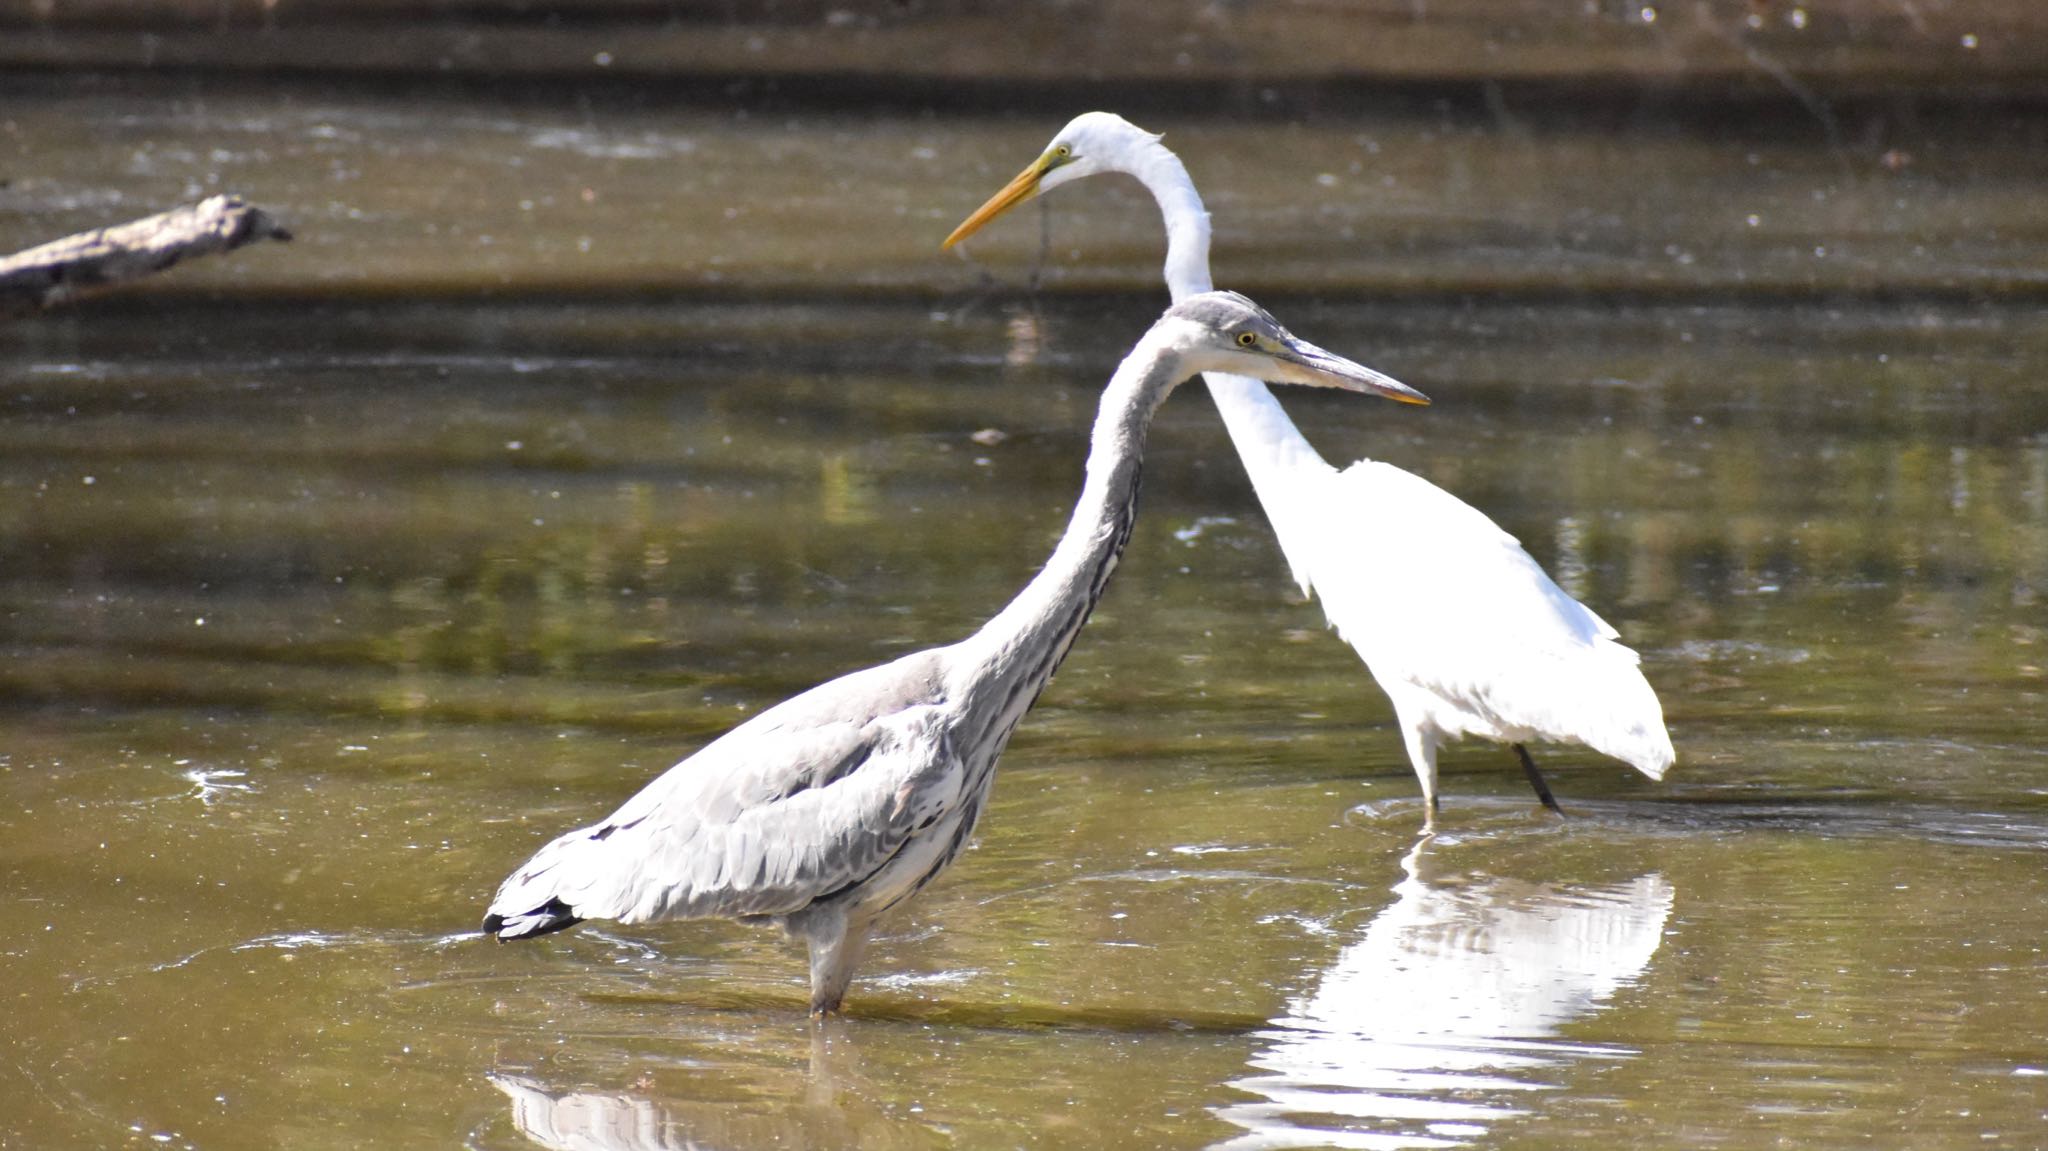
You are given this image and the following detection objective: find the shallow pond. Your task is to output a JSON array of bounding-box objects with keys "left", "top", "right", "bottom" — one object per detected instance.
[{"left": 3, "top": 76, "right": 2047, "bottom": 1150}]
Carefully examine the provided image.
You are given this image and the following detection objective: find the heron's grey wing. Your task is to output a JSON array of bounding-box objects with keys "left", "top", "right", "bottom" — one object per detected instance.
[{"left": 489, "top": 652, "right": 966, "bottom": 927}]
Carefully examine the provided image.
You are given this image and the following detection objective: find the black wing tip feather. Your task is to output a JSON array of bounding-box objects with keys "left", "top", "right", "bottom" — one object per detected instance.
[{"left": 481, "top": 897, "right": 584, "bottom": 941}]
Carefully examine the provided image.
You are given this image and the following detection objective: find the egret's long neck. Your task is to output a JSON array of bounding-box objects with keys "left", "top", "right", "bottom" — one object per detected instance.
[
  {"left": 1121, "top": 133, "right": 1339, "bottom": 597},
  {"left": 1125, "top": 142, "right": 1214, "bottom": 299},
  {"left": 950, "top": 334, "right": 1182, "bottom": 739}
]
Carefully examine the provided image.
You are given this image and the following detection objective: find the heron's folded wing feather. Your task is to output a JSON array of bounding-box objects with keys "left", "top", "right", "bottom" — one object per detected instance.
[{"left": 490, "top": 680, "right": 965, "bottom": 927}]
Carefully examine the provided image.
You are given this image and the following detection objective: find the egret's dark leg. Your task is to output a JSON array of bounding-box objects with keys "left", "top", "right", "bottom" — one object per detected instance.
[{"left": 1513, "top": 743, "right": 1564, "bottom": 815}]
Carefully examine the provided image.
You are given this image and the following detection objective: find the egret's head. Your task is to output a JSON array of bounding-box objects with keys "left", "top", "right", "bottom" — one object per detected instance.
[
  {"left": 942, "top": 112, "right": 1157, "bottom": 249},
  {"left": 1160, "top": 291, "right": 1431, "bottom": 404}
]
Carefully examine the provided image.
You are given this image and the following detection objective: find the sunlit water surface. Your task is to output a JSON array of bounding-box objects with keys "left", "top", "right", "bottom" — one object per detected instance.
[{"left": 3, "top": 81, "right": 2047, "bottom": 1151}]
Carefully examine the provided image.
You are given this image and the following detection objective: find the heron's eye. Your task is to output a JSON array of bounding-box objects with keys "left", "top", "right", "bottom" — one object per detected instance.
[
  {"left": 1055, "top": 145, "right": 1071, "bottom": 158},
  {"left": 1236, "top": 332, "right": 1258, "bottom": 347}
]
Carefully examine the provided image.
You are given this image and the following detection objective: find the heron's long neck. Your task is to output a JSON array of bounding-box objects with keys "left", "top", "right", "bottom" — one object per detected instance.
[
  {"left": 949, "top": 338, "right": 1179, "bottom": 738},
  {"left": 1126, "top": 136, "right": 1339, "bottom": 596}
]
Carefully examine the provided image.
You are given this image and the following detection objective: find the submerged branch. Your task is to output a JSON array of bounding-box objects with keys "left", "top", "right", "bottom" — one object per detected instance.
[{"left": 0, "top": 194, "right": 292, "bottom": 315}]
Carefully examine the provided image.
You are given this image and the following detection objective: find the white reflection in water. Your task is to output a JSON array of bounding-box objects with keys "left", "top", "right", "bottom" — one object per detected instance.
[
  {"left": 494, "top": 1077, "right": 686, "bottom": 1151},
  {"left": 491, "top": 1030, "right": 936, "bottom": 1151},
  {"left": 493, "top": 1073, "right": 887, "bottom": 1151},
  {"left": 1213, "top": 841, "right": 1673, "bottom": 1150}
]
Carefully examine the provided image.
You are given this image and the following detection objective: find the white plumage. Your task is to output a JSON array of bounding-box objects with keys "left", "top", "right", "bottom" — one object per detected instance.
[{"left": 945, "top": 112, "right": 1674, "bottom": 815}]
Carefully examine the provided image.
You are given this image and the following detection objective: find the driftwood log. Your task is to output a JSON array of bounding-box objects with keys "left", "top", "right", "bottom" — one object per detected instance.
[{"left": 0, "top": 194, "right": 292, "bottom": 315}]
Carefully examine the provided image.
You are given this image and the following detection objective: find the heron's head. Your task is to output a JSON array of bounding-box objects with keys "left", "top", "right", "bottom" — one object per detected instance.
[
  {"left": 942, "top": 112, "right": 1156, "bottom": 250},
  {"left": 1159, "top": 291, "right": 1431, "bottom": 404}
]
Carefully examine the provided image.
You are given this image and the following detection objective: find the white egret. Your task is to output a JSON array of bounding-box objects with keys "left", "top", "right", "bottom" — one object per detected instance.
[
  {"left": 944, "top": 112, "right": 1674, "bottom": 816},
  {"left": 483, "top": 292, "right": 1429, "bottom": 1015}
]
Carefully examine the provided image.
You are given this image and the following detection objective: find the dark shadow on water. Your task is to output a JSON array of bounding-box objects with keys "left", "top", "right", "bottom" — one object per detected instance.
[
  {"left": 578, "top": 987, "right": 1271, "bottom": 1037},
  {"left": 1592, "top": 796, "right": 2048, "bottom": 849},
  {"left": 1365, "top": 793, "right": 2048, "bottom": 852}
]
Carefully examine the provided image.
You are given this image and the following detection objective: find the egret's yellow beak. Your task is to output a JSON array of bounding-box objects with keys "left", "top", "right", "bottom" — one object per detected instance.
[{"left": 942, "top": 150, "right": 1063, "bottom": 250}]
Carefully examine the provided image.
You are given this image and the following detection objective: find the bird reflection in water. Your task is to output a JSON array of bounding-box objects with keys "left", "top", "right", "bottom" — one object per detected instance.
[
  {"left": 490, "top": 1027, "right": 940, "bottom": 1151},
  {"left": 1212, "top": 839, "right": 1673, "bottom": 1149},
  {"left": 493, "top": 1076, "right": 686, "bottom": 1151}
]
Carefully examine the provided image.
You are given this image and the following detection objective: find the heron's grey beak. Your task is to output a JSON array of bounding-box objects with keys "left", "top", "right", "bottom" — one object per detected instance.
[
  {"left": 1273, "top": 335, "right": 1431, "bottom": 405},
  {"left": 943, "top": 152, "right": 1059, "bottom": 250}
]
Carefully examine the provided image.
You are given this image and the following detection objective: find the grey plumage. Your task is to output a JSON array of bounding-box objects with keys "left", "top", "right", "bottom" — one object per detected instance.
[
  {"left": 1173, "top": 289, "right": 1273, "bottom": 330},
  {"left": 482, "top": 291, "right": 1428, "bottom": 1015}
]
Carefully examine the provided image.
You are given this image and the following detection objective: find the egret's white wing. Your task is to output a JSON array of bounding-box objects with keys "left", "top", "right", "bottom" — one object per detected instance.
[{"left": 1300, "top": 460, "right": 1672, "bottom": 774}]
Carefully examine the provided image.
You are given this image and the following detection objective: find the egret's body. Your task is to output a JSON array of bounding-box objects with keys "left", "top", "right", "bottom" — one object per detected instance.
[
  {"left": 945, "top": 113, "right": 1674, "bottom": 815},
  {"left": 483, "top": 292, "right": 1427, "bottom": 1014}
]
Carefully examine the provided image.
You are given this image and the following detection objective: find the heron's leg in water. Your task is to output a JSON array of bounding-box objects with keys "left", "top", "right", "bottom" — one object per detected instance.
[
  {"left": 1513, "top": 743, "right": 1564, "bottom": 815},
  {"left": 794, "top": 904, "right": 872, "bottom": 1017}
]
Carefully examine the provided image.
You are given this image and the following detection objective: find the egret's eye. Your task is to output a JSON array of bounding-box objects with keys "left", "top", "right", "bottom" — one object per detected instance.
[
  {"left": 1054, "top": 145, "right": 1071, "bottom": 158},
  {"left": 1236, "top": 332, "right": 1258, "bottom": 347}
]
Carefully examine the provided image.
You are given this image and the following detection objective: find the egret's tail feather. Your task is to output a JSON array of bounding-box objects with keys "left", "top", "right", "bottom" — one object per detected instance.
[
  {"left": 1578, "top": 663, "right": 1675, "bottom": 782},
  {"left": 483, "top": 896, "right": 583, "bottom": 940},
  {"left": 1619, "top": 729, "right": 1676, "bottom": 781}
]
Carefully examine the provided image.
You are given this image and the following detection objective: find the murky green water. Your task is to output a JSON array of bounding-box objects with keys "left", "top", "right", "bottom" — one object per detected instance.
[{"left": 4, "top": 76, "right": 2048, "bottom": 1150}]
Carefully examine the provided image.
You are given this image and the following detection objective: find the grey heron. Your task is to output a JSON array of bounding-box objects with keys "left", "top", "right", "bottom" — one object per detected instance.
[
  {"left": 483, "top": 291, "right": 1429, "bottom": 1015},
  {"left": 944, "top": 112, "right": 1674, "bottom": 819}
]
